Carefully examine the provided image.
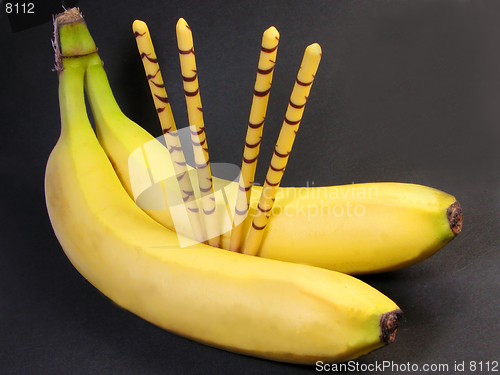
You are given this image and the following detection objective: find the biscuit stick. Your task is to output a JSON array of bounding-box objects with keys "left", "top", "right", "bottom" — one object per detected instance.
[
  {"left": 176, "top": 18, "right": 221, "bottom": 248},
  {"left": 229, "top": 26, "right": 280, "bottom": 252},
  {"left": 243, "top": 43, "right": 322, "bottom": 256},
  {"left": 133, "top": 20, "right": 206, "bottom": 244}
]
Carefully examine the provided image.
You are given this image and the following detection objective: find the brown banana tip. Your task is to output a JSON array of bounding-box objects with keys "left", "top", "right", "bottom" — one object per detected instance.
[
  {"left": 380, "top": 309, "right": 403, "bottom": 345},
  {"left": 447, "top": 201, "right": 463, "bottom": 235}
]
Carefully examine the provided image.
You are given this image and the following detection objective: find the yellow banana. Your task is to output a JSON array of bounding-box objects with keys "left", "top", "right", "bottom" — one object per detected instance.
[
  {"left": 84, "top": 18, "right": 463, "bottom": 275},
  {"left": 45, "top": 8, "right": 402, "bottom": 364}
]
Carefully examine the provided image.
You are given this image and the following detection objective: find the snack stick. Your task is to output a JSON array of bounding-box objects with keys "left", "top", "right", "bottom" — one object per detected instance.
[
  {"left": 229, "top": 26, "right": 280, "bottom": 252},
  {"left": 243, "top": 43, "right": 322, "bottom": 256},
  {"left": 133, "top": 20, "right": 206, "bottom": 244},
  {"left": 176, "top": 18, "right": 221, "bottom": 248}
]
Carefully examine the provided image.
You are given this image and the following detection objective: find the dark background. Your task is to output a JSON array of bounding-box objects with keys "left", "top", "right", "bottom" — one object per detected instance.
[{"left": 1, "top": 0, "right": 500, "bottom": 374}]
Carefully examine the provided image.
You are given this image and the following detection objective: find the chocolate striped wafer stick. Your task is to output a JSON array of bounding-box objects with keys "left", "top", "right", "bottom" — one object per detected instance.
[
  {"left": 229, "top": 26, "right": 280, "bottom": 253},
  {"left": 176, "top": 18, "right": 221, "bottom": 248},
  {"left": 133, "top": 20, "right": 206, "bottom": 244},
  {"left": 243, "top": 43, "right": 322, "bottom": 256}
]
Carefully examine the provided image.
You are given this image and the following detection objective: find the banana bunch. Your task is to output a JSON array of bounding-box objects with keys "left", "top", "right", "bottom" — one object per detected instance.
[
  {"left": 84, "top": 17, "right": 463, "bottom": 275},
  {"left": 45, "top": 8, "right": 462, "bottom": 365},
  {"left": 46, "top": 8, "right": 403, "bottom": 364}
]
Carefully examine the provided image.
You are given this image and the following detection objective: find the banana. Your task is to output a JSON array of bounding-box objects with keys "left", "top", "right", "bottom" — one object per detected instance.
[
  {"left": 45, "top": 8, "right": 402, "bottom": 364},
  {"left": 83, "top": 19, "right": 463, "bottom": 275}
]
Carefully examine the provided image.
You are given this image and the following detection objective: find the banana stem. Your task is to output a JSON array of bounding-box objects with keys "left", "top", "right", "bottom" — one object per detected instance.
[
  {"left": 53, "top": 8, "right": 97, "bottom": 72},
  {"left": 133, "top": 20, "right": 206, "bottom": 244},
  {"left": 176, "top": 18, "right": 221, "bottom": 248},
  {"left": 229, "top": 26, "right": 280, "bottom": 253},
  {"left": 243, "top": 43, "right": 322, "bottom": 256},
  {"left": 58, "top": 65, "right": 93, "bottom": 140},
  {"left": 53, "top": 8, "right": 100, "bottom": 140}
]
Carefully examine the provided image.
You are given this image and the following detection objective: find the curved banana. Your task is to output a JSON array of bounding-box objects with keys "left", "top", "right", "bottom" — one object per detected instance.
[
  {"left": 46, "top": 8, "right": 402, "bottom": 364},
  {"left": 84, "top": 28, "right": 463, "bottom": 275}
]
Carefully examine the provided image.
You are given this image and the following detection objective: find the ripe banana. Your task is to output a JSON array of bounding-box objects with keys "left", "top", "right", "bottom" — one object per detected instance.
[
  {"left": 45, "top": 8, "right": 402, "bottom": 364},
  {"left": 83, "top": 22, "right": 463, "bottom": 275}
]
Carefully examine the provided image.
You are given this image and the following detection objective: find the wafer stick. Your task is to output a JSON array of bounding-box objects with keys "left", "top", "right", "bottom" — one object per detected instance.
[
  {"left": 243, "top": 43, "right": 322, "bottom": 256},
  {"left": 228, "top": 26, "right": 280, "bottom": 253},
  {"left": 133, "top": 20, "right": 206, "bottom": 244},
  {"left": 176, "top": 18, "right": 221, "bottom": 248}
]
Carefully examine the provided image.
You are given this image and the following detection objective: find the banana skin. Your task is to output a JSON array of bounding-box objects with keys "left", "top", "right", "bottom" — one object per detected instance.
[
  {"left": 84, "top": 48, "right": 463, "bottom": 275},
  {"left": 45, "top": 8, "right": 403, "bottom": 364}
]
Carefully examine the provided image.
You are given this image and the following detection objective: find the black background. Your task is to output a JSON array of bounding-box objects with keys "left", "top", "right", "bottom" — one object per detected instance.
[{"left": 1, "top": 1, "right": 500, "bottom": 374}]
